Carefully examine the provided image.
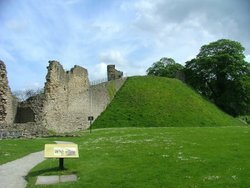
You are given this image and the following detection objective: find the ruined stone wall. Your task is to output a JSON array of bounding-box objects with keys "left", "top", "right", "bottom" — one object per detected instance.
[
  {"left": 15, "top": 94, "right": 45, "bottom": 124},
  {"left": 42, "top": 61, "right": 90, "bottom": 133},
  {"left": 0, "top": 123, "right": 48, "bottom": 139},
  {"left": 0, "top": 61, "right": 17, "bottom": 125},
  {"left": 90, "top": 78, "right": 126, "bottom": 121},
  {"left": 1, "top": 60, "right": 126, "bottom": 134},
  {"left": 42, "top": 61, "right": 126, "bottom": 133},
  {"left": 107, "top": 65, "right": 123, "bottom": 81}
]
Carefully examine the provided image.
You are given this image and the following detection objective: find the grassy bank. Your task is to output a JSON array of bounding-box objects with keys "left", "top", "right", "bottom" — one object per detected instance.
[
  {"left": 24, "top": 126, "right": 250, "bottom": 188},
  {"left": 93, "top": 76, "right": 243, "bottom": 128}
]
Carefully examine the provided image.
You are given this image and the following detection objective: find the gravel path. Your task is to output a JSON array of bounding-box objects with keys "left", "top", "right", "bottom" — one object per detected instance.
[{"left": 0, "top": 151, "right": 44, "bottom": 188}]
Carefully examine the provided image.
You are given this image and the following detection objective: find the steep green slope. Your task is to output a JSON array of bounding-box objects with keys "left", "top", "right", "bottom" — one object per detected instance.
[{"left": 93, "top": 76, "right": 243, "bottom": 128}]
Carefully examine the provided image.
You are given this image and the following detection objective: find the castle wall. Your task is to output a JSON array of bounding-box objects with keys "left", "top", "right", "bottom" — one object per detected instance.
[
  {"left": 42, "top": 61, "right": 90, "bottom": 133},
  {"left": 1, "top": 60, "right": 126, "bottom": 134},
  {"left": 107, "top": 65, "right": 123, "bottom": 81},
  {"left": 15, "top": 93, "right": 45, "bottom": 124},
  {"left": 42, "top": 61, "right": 126, "bottom": 133},
  {"left": 0, "top": 61, "right": 17, "bottom": 125},
  {"left": 90, "top": 78, "right": 126, "bottom": 121}
]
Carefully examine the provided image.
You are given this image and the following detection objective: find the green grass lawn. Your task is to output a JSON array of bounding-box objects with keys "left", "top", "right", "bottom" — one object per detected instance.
[
  {"left": 0, "top": 138, "right": 55, "bottom": 165},
  {"left": 1, "top": 76, "right": 248, "bottom": 187},
  {"left": 22, "top": 126, "right": 250, "bottom": 188},
  {"left": 93, "top": 76, "right": 243, "bottom": 128},
  {"left": 239, "top": 115, "right": 250, "bottom": 125}
]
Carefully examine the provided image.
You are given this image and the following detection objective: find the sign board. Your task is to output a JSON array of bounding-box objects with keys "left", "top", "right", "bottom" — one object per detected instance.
[
  {"left": 88, "top": 116, "right": 94, "bottom": 121},
  {"left": 44, "top": 144, "right": 79, "bottom": 158}
]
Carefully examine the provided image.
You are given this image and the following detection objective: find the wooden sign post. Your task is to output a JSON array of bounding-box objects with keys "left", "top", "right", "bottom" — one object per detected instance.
[{"left": 44, "top": 144, "right": 79, "bottom": 170}]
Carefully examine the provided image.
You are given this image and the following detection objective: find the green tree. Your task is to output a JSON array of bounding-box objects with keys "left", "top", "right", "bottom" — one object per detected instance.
[
  {"left": 185, "top": 39, "right": 250, "bottom": 116},
  {"left": 147, "top": 57, "right": 184, "bottom": 78}
]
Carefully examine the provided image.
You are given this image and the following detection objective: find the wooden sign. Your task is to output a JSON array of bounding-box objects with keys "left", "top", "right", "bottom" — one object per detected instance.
[{"left": 44, "top": 144, "right": 79, "bottom": 158}]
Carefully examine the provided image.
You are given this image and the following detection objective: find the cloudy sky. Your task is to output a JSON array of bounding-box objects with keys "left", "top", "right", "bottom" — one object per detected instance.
[{"left": 0, "top": 0, "right": 249, "bottom": 90}]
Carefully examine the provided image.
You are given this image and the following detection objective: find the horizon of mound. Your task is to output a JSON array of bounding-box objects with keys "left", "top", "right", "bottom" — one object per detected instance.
[{"left": 93, "top": 76, "right": 243, "bottom": 128}]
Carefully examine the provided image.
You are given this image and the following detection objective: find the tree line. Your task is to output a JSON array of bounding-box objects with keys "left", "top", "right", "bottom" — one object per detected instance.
[{"left": 147, "top": 39, "right": 250, "bottom": 117}]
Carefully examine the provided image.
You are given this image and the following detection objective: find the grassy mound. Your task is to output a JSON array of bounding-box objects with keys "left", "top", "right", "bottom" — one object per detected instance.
[{"left": 93, "top": 76, "right": 243, "bottom": 128}]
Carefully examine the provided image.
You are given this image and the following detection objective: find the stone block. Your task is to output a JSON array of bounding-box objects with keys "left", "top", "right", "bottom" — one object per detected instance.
[
  {"left": 36, "top": 175, "right": 59, "bottom": 185},
  {"left": 60, "top": 175, "right": 77, "bottom": 183},
  {"left": 35, "top": 175, "right": 77, "bottom": 185}
]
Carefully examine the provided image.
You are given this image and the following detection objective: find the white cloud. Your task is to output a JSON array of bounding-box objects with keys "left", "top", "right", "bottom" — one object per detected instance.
[
  {"left": 99, "top": 50, "right": 129, "bottom": 66},
  {"left": 1, "top": 0, "right": 249, "bottom": 90},
  {"left": 88, "top": 62, "right": 107, "bottom": 81},
  {"left": 245, "top": 55, "right": 250, "bottom": 62},
  {"left": 23, "top": 82, "right": 43, "bottom": 90}
]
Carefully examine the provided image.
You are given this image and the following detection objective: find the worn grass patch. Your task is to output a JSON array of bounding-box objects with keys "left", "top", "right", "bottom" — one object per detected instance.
[{"left": 25, "top": 126, "right": 250, "bottom": 188}]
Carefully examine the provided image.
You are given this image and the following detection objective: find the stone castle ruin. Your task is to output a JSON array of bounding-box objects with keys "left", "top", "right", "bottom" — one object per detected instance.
[
  {"left": 0, "top": 61, "right": 18, "bottom": 125},
  {"left": 0, "top": 60, "right": 125, "bottom": 138},
  {"left": 107, "top": 65, "right": 123, "bottom": 81}
]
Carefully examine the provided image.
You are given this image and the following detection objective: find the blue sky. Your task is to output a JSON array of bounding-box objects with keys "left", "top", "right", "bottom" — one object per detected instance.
[{"left": 1, "top": 0, "right": 250, "bottom": 90}]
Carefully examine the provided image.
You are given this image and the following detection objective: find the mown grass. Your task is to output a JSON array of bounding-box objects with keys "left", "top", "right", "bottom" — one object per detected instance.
[
  {"left": 239, "top": 115, "right": 250, "bottom": 125},
  {"left": 24, "top": 126, "right": 250, "bottom": 188},
  {"left": 93, "top": 76, "right": 243, "bottom": 129},
  {"left": 0, "top": 138, "right": 55, "bottom": 165},
  {"left": 0, "top": 136, "right": 85, "bottom": 165},
  {"left": 1, "top": 76, "right": 248, "bottom": 187}
]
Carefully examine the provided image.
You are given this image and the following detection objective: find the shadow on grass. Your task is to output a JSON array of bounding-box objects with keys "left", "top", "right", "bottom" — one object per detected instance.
[
  {"left": 26, "top": 167, "right": 62, "bottom": 178},
  {"left": 25, "top": 167, "right": 78, "bottom": 180}
]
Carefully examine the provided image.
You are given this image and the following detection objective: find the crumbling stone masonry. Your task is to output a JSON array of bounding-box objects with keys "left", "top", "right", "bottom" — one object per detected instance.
[
  {"left": 1, "top": 60, "right": 126, "bottom": 135},
  {"left": 0, "top": 60, "right": 17, "bottom": 125},
  {"left": 42, "top": 61, "right": 90, "bottom": 132},
  {"left": 42, "top": 61, "right": 126, "bottom": 133},
  {"left": 0, "top": 61, "right": 46, "bottom": 138},
  {"left": 107, "top": 65, "right": 123, "bottom": 81},
  {"left": 15, "top": 94, "right": 45, "bottom": 124}
]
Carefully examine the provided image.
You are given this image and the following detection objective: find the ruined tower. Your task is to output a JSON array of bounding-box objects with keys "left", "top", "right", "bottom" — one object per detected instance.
[
  {"left": 42, "top": 61, "right": 90, "bottom": 132},
  {"left": 107, "top": 65, "right": 123, "bottom": 81}
]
